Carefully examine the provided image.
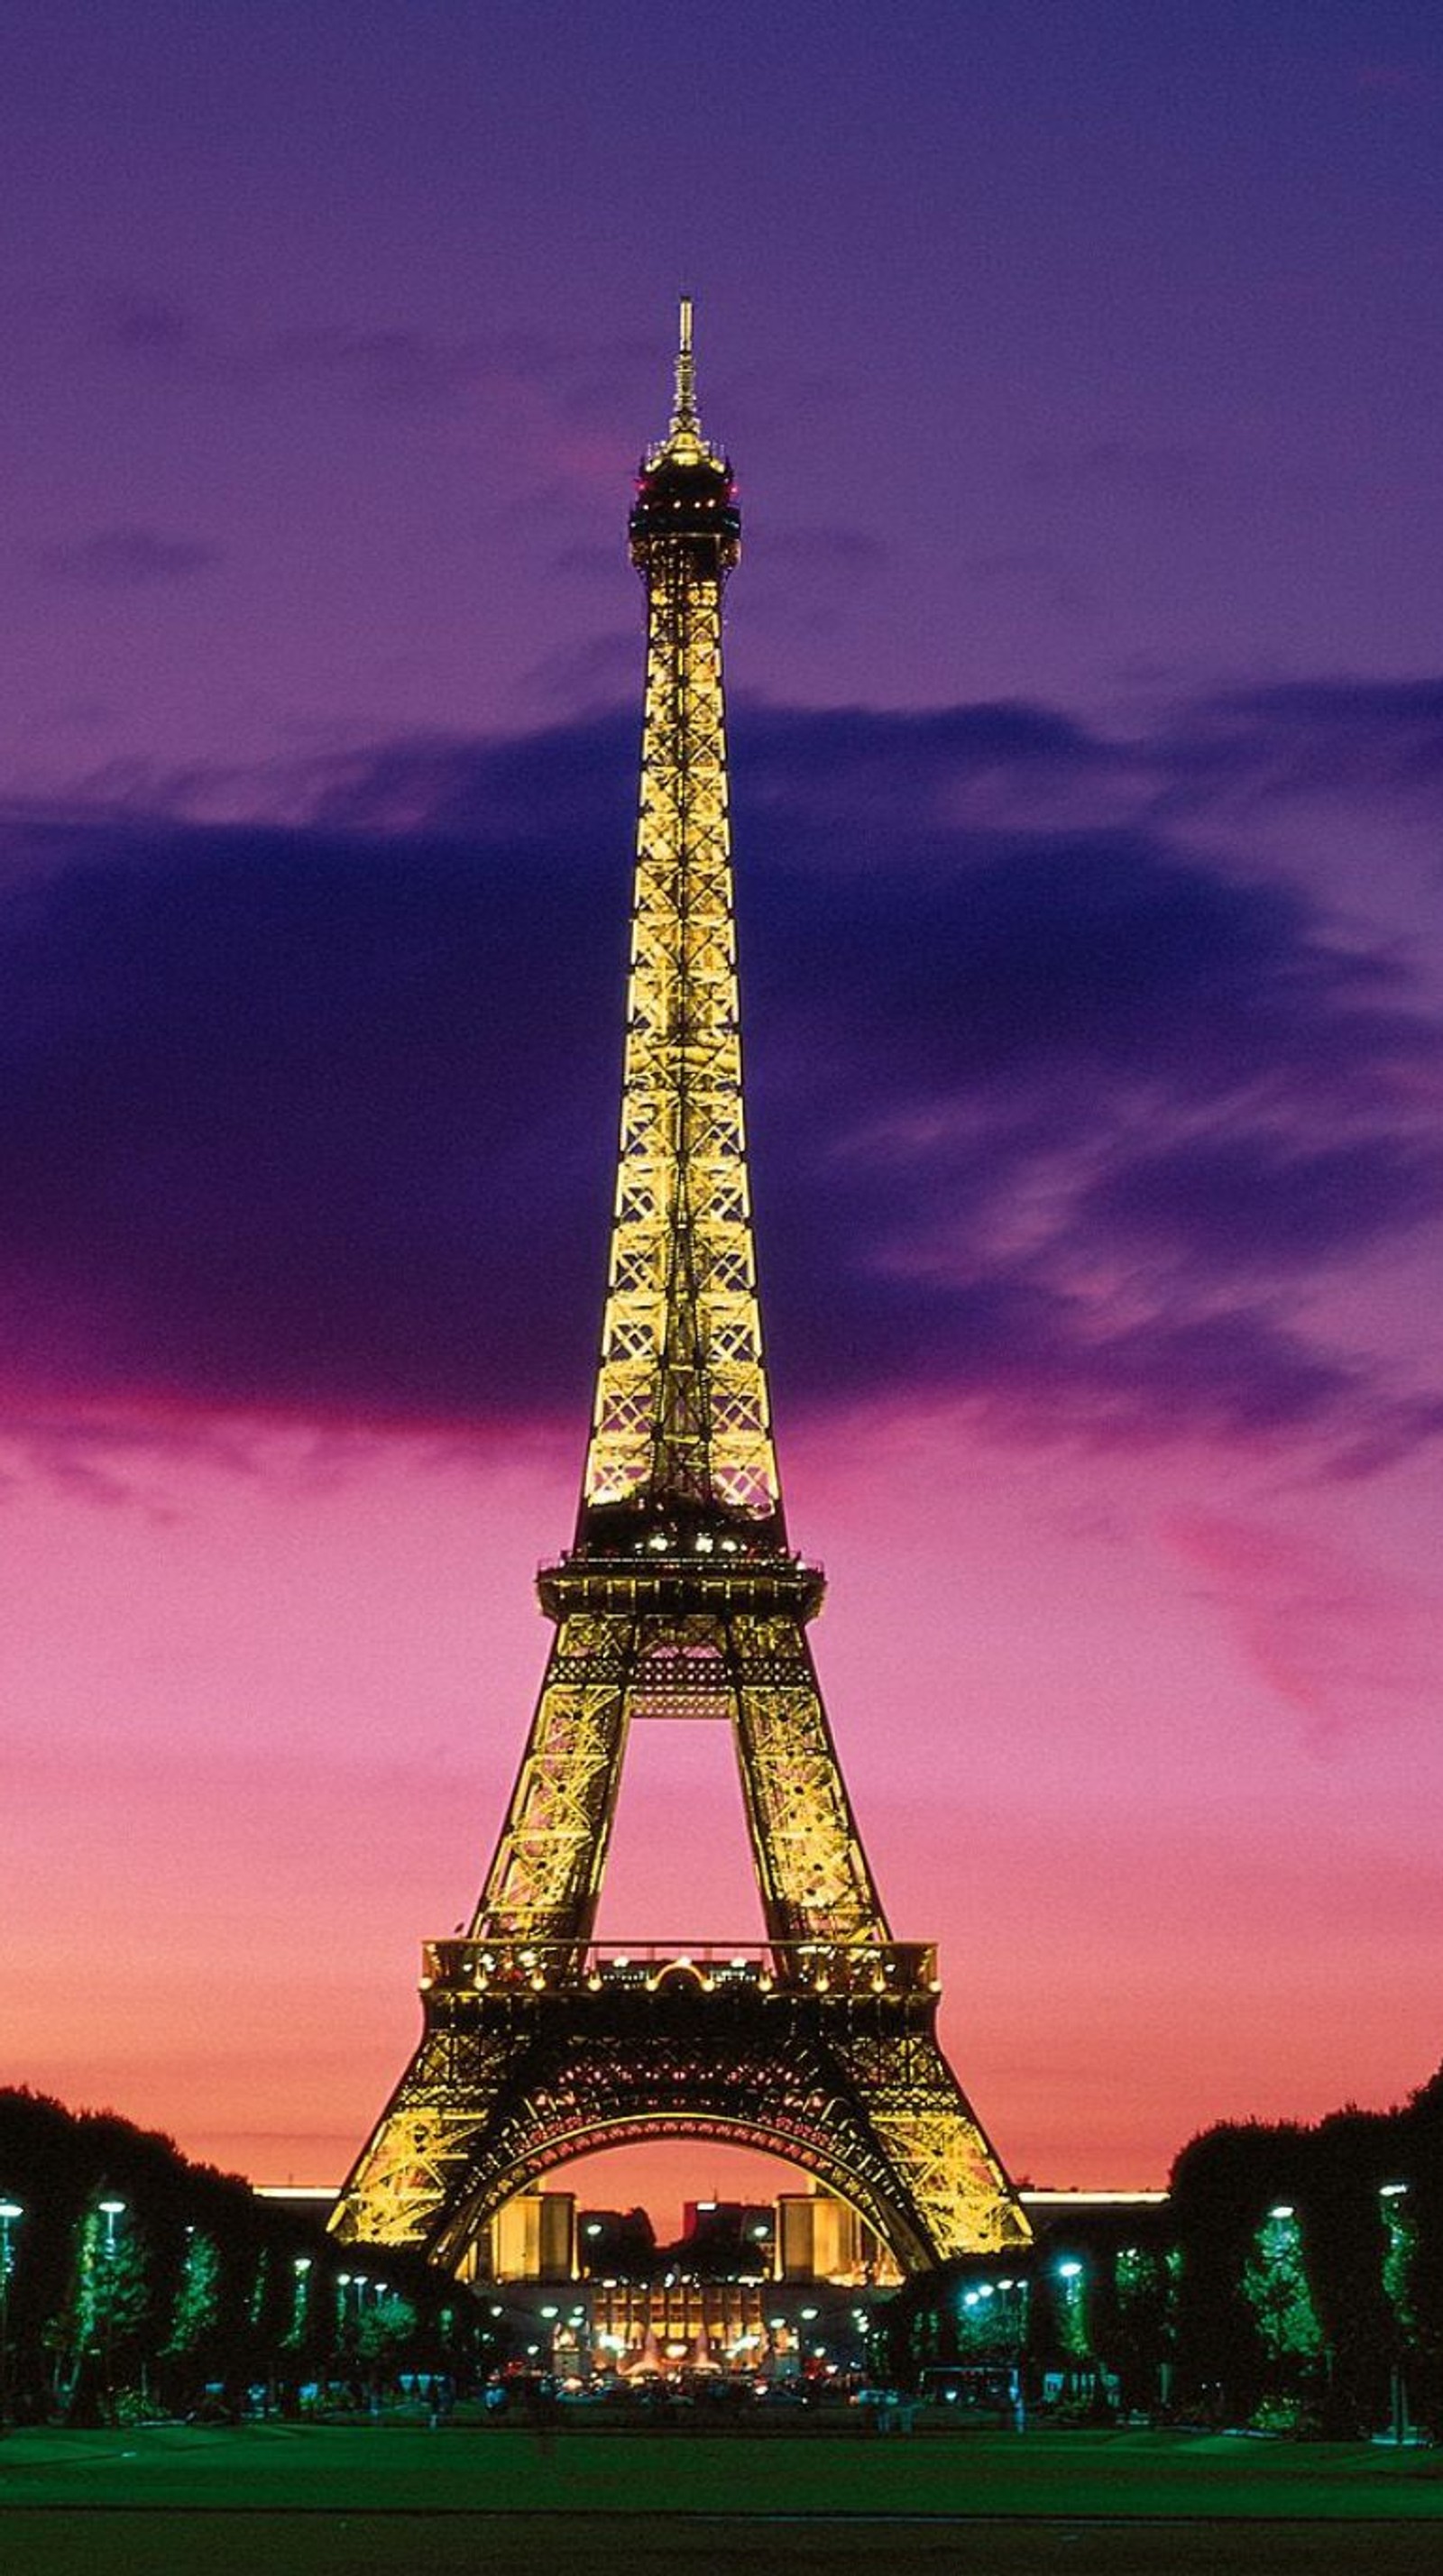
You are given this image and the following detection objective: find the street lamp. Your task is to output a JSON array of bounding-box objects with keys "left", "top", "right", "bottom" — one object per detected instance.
[
  {"left": 97, "top": 2199, "right": 126, "bottom": 2425},
  {"left": 1380, "top": 2183, "right": 1412, "bottom": 2443},
  {"left": 0, "top": 2200, "right": 23, "bottom": 2434},
  {"left": 1056, "top": 2258, "right": 1086, "bottom": 2368}
]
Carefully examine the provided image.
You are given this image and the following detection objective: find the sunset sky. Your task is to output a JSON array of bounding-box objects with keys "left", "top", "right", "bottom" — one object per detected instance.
[{"left": 2, "top": 2, "right": 1440, "bottom": 2228}]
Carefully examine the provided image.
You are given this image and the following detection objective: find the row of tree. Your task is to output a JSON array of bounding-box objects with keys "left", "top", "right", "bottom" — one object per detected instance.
[
  {"left": 6, "top": 2067, "right": 1438, "bottom": 2434},
  {"left": 882, "top": 2063, "right": 1441, "bottom": 2435},
  {"left": 0, "top": 2088, "right": 501, "bottom": 2423},
  {"left": 1167, "top": 2062, "right": 1440, "bottom": 2434}
]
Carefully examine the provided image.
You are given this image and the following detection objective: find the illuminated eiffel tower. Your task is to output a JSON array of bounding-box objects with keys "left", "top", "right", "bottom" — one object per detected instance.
[{"left": 332, "top": 306, "right": 1029, "bottom": 2276}]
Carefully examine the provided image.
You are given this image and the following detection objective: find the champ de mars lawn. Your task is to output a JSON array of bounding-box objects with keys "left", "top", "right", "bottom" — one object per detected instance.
[{"left": 2, "top": 2424, "right": 1440, "bottom": 2576}]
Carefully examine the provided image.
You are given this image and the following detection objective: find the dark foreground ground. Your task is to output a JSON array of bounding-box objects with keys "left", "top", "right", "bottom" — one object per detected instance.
[{"left": 1, "top": 2422, "right": 1438, "bottom": 2575}]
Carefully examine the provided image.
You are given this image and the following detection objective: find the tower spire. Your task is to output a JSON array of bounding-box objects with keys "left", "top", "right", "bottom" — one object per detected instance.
[
  {"left": 582, "top": 299, "right": 769, "bottom": 1538},
  {"left": 673, "top": 291, "right": 698, "bottom": 435}
]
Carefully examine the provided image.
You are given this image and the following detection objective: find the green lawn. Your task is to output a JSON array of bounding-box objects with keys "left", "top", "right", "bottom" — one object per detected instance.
[{"left": 1, "top": 2423, "right": 1438, "bottom": 2575}]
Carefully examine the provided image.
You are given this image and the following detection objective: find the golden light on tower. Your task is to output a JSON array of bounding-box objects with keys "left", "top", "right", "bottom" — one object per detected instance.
[{"left": 331, "top": 306, "right": 1029, "bottom": 2276}]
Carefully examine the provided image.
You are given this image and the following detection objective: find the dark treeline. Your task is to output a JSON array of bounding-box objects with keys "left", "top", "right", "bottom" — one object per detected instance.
[
  {"left": 0, "top": 2088, "right": 500, "bottom": 2423},
  {"left": 883, "top": 2064, "right": 1442, "bottom": 2436},
  {"left": 5, "top": 2071, "right": 1438, "bottom": 2435}
]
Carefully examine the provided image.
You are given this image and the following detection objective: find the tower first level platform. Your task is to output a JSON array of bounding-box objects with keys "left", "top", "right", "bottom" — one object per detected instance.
[{"left": 336, "top": 1936, "right": 1027, "bottom": 2276}]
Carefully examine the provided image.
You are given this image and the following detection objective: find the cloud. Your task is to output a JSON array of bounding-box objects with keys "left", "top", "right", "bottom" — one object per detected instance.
[
  {"left": 93, "top": 290, "right": 204, "bottom": 365},
  {"left": 268, "top": 324, "right": 557, "bottom": 410},
  {"left": 87, "top": 295, "right": 657, "bottom": 501},
  {"left": 41, "top": 527, "right": 222, "bottom": 589},
  {"left": 1079, "top": 1131, "right": 1443, "bottom": 1277},
  {"left": 0, "top": 688, "right": 1438, "bottom": 1470},
  {"left": 1166, "top": 1512, "right": 1443, "bottom": 1749},
  {"left": 1159, "top": 679, "right": 1443, "bottom": 819},
  {"left": 89, "top": 290, "right": 653, "bottom": 457},
  {"left": 759, "top": 527, "right": 886, "bottom": 578},
  {"left": 92, "top": 288, "right": 559, "bottom": 407},
  {"left": 965, "top": 549, "right": 1096, "bottom": 619},
  {"left": 521, "top": 631, "right": 638, "bottom": 711},
  {"left": 1024, "top": 440, "right": 1212, "bottom": 506}
]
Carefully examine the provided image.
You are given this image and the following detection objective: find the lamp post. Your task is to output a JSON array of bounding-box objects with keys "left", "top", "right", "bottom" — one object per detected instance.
[
  {"left": 97, "top": 2199, "right": 126, "bottom": 2425},
  {"left": 1056, "top": 2259, "right": 1086, "bottom": 2383},
  {"left": 1381, "top": 2183, "right": 1411, "bottom": 2443},
  {"left": 0, "top": 2200, "right": 23, "bottom": 2434}
]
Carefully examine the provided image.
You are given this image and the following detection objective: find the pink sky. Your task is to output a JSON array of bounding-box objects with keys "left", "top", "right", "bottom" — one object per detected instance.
[{"left": 5, "top": 1398, "right": 1438, "bottom": 2220}]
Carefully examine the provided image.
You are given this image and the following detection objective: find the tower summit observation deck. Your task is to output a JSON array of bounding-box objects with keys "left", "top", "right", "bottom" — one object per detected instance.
[{"left": 332, "top": 305, "right": 1030, "bottom": 2276}]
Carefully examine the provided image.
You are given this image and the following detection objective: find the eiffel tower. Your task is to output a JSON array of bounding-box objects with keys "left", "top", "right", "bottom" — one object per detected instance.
[{"left": 332, "top": 305, "right": 1030, "bottom": 2277}]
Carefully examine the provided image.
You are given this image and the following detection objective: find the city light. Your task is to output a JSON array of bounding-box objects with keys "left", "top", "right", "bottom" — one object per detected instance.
[
  {"left": 0, "top": 2200, "right": 22, "bottom": 2433},
  {"left": 96, "top": 2199, "right": 127, "bottom": 2425}
]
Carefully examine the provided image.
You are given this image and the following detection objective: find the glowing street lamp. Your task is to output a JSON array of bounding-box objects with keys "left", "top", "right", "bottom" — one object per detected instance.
[
  {"left": 97, "top": 2199, "right": 127, "bottom": 2424},
  {"left": 1380, "top": 2182, "right": 1413, "bottom": 2443},
  {"left": 1055, "top": 2257, "right": 1086, "bottom": 2363},
  {"left": 291, "top": 2255, "right": 312, "bottom": 2344},
  {"left": 0, "top": 2199, "right": 23, "bottom": 2434}
]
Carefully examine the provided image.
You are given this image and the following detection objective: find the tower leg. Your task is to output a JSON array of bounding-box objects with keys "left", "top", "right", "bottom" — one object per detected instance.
[
  {"left": 729, "top": 1610, "right": 887, "bottom": 1945},
  {"left": 472, "top": 1609, "right": 637, "bottom": 1947}
]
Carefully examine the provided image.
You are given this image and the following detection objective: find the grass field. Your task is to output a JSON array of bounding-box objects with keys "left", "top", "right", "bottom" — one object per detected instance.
[{"left": 1, "top": 2422, "right": 1438, "bottom": 2574}]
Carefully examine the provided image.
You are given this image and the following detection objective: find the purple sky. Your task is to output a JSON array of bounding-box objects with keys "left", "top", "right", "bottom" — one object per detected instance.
[{"left": 2, "top": 3, "right": 1440, "bottom": 2205}]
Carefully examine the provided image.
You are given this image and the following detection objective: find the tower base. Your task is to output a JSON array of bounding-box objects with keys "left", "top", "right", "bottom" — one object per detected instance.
[{"left": 331, "top": 1940, "right": 1031, "bottom": 2277}]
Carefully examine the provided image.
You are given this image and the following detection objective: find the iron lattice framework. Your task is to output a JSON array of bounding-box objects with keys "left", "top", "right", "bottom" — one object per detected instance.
[{"left": 332, "top": 305, "right": 1029, "bottom": 2274}]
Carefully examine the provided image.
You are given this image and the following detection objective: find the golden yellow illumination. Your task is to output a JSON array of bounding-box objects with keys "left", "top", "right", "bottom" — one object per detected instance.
[{"left": 330, "top": 307, "right": 1029, "bottom": 2274}]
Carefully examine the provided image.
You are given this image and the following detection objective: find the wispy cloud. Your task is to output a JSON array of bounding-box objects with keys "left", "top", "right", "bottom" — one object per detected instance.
[
  {"left": 87, "top": 289, "right": 654, "bottom": 479},
  {"left": 1024, "top": 439, "right": 1213, "bottom": 506},
  {"left": 1166, "top": 1511, "right": 1443, "bottom": 1749},
  {"left": 41, "top": 526, "right": 222, "bottom": 589}
]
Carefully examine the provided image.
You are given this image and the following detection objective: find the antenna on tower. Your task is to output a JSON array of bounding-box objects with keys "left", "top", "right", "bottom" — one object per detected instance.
[{"left": 674, "top": 293, "right": 698, "bottom": 433}]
